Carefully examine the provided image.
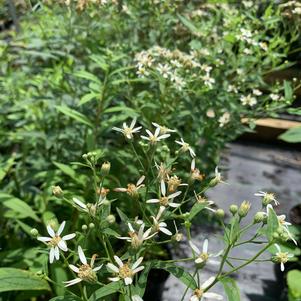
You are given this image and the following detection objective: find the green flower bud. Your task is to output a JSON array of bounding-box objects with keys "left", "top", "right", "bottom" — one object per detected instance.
[
  {"left": 238, "top": 201, "right": 251, "bottom": 218},
  {"left": 100, "top": 161, "right": 111, "bottom": 177},
  {"left": 106, "top": 214, "right": 116, "bottom": 224},
  {"left": 82, "top": 224, "right": 88, "bottom": 231},
  {"left": 229, "top": 204, "right": 238, "bottom": 215},
  {"left": 31, "top": 228, "right": 39, "bottom": 237},
  {"left": 253, "top": 212, "right": 265, "bottom": 223},
  {"left": 102, "top": 199, "right": 111, "bottom": 206},
  {"left": 89, "top": 223, "right": 95, "bottom": 229},
  {"left": 273, "top": 232, "right": 279, "bottom": 239},
  {"left": 216, "top": 209, "right": 225, "bottom": 218}
]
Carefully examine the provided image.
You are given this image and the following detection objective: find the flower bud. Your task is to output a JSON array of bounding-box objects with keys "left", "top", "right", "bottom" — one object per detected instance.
[
  {"left": 89, "top": 223, "right": 95, "bottom": 229},
  {"left": 262, "top": 193, "right": 276, "bottom": 206},
  {"left": 172, "top": 232, "right": 183, "bottom": 242},
  {"left": 52, "top": 185, "right": 63, "bottom": 197},
  {"left": 238, "top": 201, "right": 251, "bottom": 218},
  {"left": 253, "top": 212, "right": 266, "bottom": 223},
  {"left": 102, "top": 199, "right": 110, "bottom": 206},
  {"left": 100, "top": 161, "right": 111, "bottom": 177},
  {"left": 272, "top": 232, "right": 279, "bottom": 239},
  {"left": 31, "top": 228, "right": 39, "bottom": 237},
  {"left": 106, "top": 214, "right": 116, "bottom": 224},
  {"left": 216, "top": 209, "right": 225, "bottom": 218},
  {"left": 82, "top": 153, "right": 88, "bottom": 160},
  {"left": 82, "top": 224, "right": 88, "bottom": 231},
  {"left": 229, "top": 204, "right": 238, "bottom": 215}
]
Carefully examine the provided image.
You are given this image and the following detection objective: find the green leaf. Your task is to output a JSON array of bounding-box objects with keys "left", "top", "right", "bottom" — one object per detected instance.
[
  {"left": 0, "top": 155, "right": 15, "bottom": 182},
  {"left": 56, "top": 105, "right": 93, "bottom": 128},
  {"left": 220, "top": 277, "right": 240, "bottom": 301},
  {"left": 0, "top": 268, "right": 50, "bottom": 292},
  {"left": 116, "top": 208, "right": 129, "bottom": 223},
  {"left": 287, "top": 270, "right": 301, "bottom": 299},
  {"left": 266, "top": 206, "right": 279, "bottom": 242},
  {"left": 189, "top": 203, "right": 208, "bottom": 221},
  {"left": 151, "top": 261, "right": 197, "bottom": 289},
  {"left": 53, "top": 161, "right": 84, "bottom": 185},
  {"left": 88, "top": 281, "right": 121, "bottom": 301},
  {"left": 79, "top": 93, "right": 100, "bottom": 106},
  {"left": 0, "top": 194, "right": 40, "bottom": 222},
  {"left": 74, "top": 70, "right": 101, "bottom": 84},
  {"left": 49, "top": 296, "right": 82, "bottom": 301},
  {"left": 178, "top": 14, "right": 199, "bottom": 34},
  {"left": 279, "top": 127, "right": 301, "bottom": 143}
]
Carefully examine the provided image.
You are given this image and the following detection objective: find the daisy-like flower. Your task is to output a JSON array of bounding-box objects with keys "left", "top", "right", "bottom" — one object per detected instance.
[
  {"left": 175, "top": 138, "right": 196, "bottom": 158},
  {"left": 254, "top": 191, "right": 279, "bottom": 206},
  {"left": 201, "top": 74, "right": 215, "bottom": 89},
  {"left": 253, "top": 89, "right": 262, "bottom": 96},
  {"left": 73, "top": 197, "right": 99, "bottom": 216},
  {"left": 240, "top": 94, "right": 257, "bottom": 106},
  {"left": 152, "top": 122, "right": 176, "bottom": 135},
  {"left": 218, "top": 112, "right": 230, "bottom": 128},
  {"left": 112, "top": 118, "right": 142, "bottom": 139},
  {"left": 156, "top": 63, "right": 171, "bottom": 78},
  {"left": 190, "top": 277, "right": 223, "bottom": 301},
  {"left": 189, "top": 239, "right": 221, "bottom": 265},
  {"left": 167, "top": 175, "right": 187, "bottom": 193},
  {"left": 114, "top": 176, "right": 145, "bottom": 198},
  {"left": 270, "top": 93, "right": 281, "bottom": 101},
  {"left": 107, "top": 256, "right": 144, "bottom": 285},
  {"left": 191, "top": 159, "right": 205, "bottom": 182},
  {"left": 37, "top": 221, "right": 75, "bottom": 263},
  {"left": 118, "top": 223, "right": 156, "bottom": 249},
  {"left": 273, "top": 244, "right": 294, "bottom": 272},
  {"left": 147, "top": 180, "right": 181, "bottom": 210},
  {"left": 141, "top": 127, "right": 170, "bottom": 144},
  {"left": 151, "top": 206, "right": 173, "bottom": 236},
  {"left": 64, "top": 246, "right": 102, "bottom": 287},
  {"left": 155, "top": 162, "right": 172, "bottom": 181}
]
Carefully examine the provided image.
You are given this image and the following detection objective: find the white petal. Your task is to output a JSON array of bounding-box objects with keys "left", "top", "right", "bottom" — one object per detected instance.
[
  {"left": 138, "top": 224, "right": 145, "bottom": 239},
  {"left": 189, "top": 241, "right": 201, "bottom": 254},
  {"left": 132, "top": 295, "right": 144, "bottom": 301},
  {"left": 57, "top": 221, "right": 66, "bottom": 236},
  {"left": 159, "top": 222, "right": 167, "bottom": 227},
  {"left": 49, "top": 247, "right": 55, "bottom": 263},
  {"left": 203, "top": 239, "right": 209, "bottom": 253},
  {"left": 191, "top": 159, "right": 195, "bottom": 171},
  {"left": 154, "top": 127, "right": 160, "bottom": 137},
  {"left": 107, "top": 263, "right": 119, "bottom": 273},
  {"left": 168, "top": 191, "right": 182, "bottom": 199},
  {"left": 54, "top": 246, "right": 60, "bottom": 260},
  {"left": 128, "top": 223, "right": 135, "bottom": 232},
  {"left": 112, "top": 127, "right": 123, "bottom": 133},
  {"left": 160, "top": 227, "right": 172, "bottom": 236},
  {"left": 64, "top": 278, "right": 82, "bottom": 287},
  {"left": 137, "top": 175, "right": 145, "bottom": 186},
  {"left": 132, "top": 257, "right": 143, "bottom": 270},
  {"left": 132, "top": 266, "right": 144, "bottom": 274},
  {"left": 114, "top": 255, "right": 124, "bottom": 268},
  {"left": 203, "top": 292, "right": 223, "bottom": 300},
  {"left": 124, "top": 277, "right": 133, "bottom": 285},
  {"left": 108, "top": 277, "right": 120, "bottom": 282},
  {"left": 93, "top": 264, "right": 103, "bottom": 272},
  {"left": 73, "top": 198, "right": 87, "bottom": 210},
  {"left": 195, "top": 258, "right": 204, "bottom": 264},
  {"left": 78, "top": 246, "right": 87, "bottom": 264},
  {"left": 62, "top": 233, "right": 76, "bottom": 241},
  {"left": 274, "top": 244, "right": 281, "bottom": 252},
  {"left": 190, "top": 296, "right": 199, "bottom": 301},
  {"left": 37, "top": 236, "right": 52, "bottom": 242},
  {"left": 69, "top": 264, "right": 79, "bottom": 273},
  {"left": 115, "top": 188, "right": 127, "bottom": 192},
  {"left": 130, "top": 118, "right": 137, "bottom": 129},
  {"left": 281, "top": 262, "right": 285, "bottom": 272},
  {"left": 58, "top": 240, "right": 68, "bottom": 252},
  {"left": 157, "top": 134, "right": 170, "bottom": 140},
  {"left": 146, "top": 199, "right": 160, "bottom": 203},
  {"left": 169, "top": 202, "right": 180, "bottom": 208},
  {"left": 146, "top": 129, "right": 153, "bottom": 137},
  {"left": 160, "top": 180, "right": 166, "bottom": 196},
  {"left": 141, "top": 135, "right": 149, "bottom": 141},
  {"left": 201, "top": 277, "right": 216, "bottom": 289},
  {"left": 47, "top": 225, "right": 55, "bottom": 238}
]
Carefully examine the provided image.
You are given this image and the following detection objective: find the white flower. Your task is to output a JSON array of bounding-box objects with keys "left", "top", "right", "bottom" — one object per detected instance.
[
  {"left": 190, "top": 277, "right": 223, "bottom": 301},
  {"left": 202, "top": 74, "right": 215, "bottom": 89},
  {"left": 189, "top": 239, "right": 221, "bottom": 265},
  {"left": 118, "top": 223, "right": 156, "bottom": 248},
  {"left": 175, "top": 138, "right": 196, "bottom": 157},
  {"left": 253, "top": 89, "right": 262, "bottom": 96},
  {"left": 254, "top": 191, "right": 279, "bottom": 206},
  {"left": 73, "top": 197, "right": 99, "bottom": 216},
  {"left": 191, "top": 159, "right": 205, "bottom": 181},
  {"left": 147, "top": 180, "right": 181, "bottom": 209},
  {"left": 206, "top": 109, "right": 215, "bottom": 118},
  {"left": 274, "top": 244, "right": 294, "bottom": 272},
  {"left": 200, "top": 64, "right": 212, "bottom": 73},
  {"left": 270, "top": 93, "right": 280, "bottom": 101},
  {"left": 132, "top": 296, "right": 143, "bottom": 301},
  {"left": 114, "top": 176, "right": 145, "bottom": 198},
  {"left": 112, "top": 118, "right": 142, "bottom": 139},
  {"left": 259, "top": 42, "right": 268, "bottom": 51},
  {"left": 37, "top": 221, "right": 76, "bottom": 263},
  {"left": 107, "top": 256, "right": 144, "bottom": 285},
  {"left": 227, "top": 85, "right": 238, "bottom": 93},
  {"left": 64, "top": 246, "right": 102, "bottom": 286},
  {"left": 141, "top": 127, "right": 170, "bottom": 144},
  {"left": 218, "top": 112, "right": 230, "bottom": 127},
  {"left": 151, "top": 206, "right": 173, "bottom": 236},
  {"left": 240, "top": 94, "right": 257, "bottom": 106},
  {"left": 156, "top": 63, "right": 171, "bottom": 78},
  {"left": 152, "top": 122, "right": 176, "bottom": 134},
  {"left": 137, "top": 67, "right": 150, "bottom": 77}
]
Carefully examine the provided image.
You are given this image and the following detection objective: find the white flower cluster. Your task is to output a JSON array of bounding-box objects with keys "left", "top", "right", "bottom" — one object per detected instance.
[{"left": 135, "top": 46, "right": 215, "bottom": 91}]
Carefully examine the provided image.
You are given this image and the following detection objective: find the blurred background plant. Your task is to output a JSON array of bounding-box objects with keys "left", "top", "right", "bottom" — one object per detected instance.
[{"left": 1, "top": 1, "right": 301, "bottom": 300}]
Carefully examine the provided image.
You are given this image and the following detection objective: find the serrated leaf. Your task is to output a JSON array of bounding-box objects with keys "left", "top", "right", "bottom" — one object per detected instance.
[
  {"left": 0, "top": 268, "right": 50, "bottom": 292},
  {"left": 88, "top": 281, "right": 121, "bottom": 301},
  {"left": 220, "top": 277, "right": 240, "bottom": 301},
  {"left": 56, "top": 105, "right": 93, "bottom": 128}
]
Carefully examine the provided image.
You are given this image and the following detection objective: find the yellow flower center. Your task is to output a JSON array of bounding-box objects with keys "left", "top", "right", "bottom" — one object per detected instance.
[
  {"left": 48, "top": 236, "right": 61, "bottom": 247},
  {"left": 78, "top": 264, "right": 97, "bottom": 282},
  {"left": 160, "top": 196, "right": 169, "bottom": 207},
  {"left": 129, "top": 232, "right": 142, "bottom": 249},
  {"left": 168, "top": 176, "right": 181, "bottom": 193},
  {"left": 119, "top": 264, "right": 133, "bottom": 279},
  {"left": 127, "top": 184, "right": 138, "bottom": 197},
  {"left": 123, "top": 127, "right": 133, "bottom": 138},
  {"left": 199, "top": 252, "right": 209, "bottom": 261},
  {"left": 276, "top": 252, "right": 289, "bottom": 263},
  {"left": 194, "top": 288, "right": 204, "bottom": 298}
]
